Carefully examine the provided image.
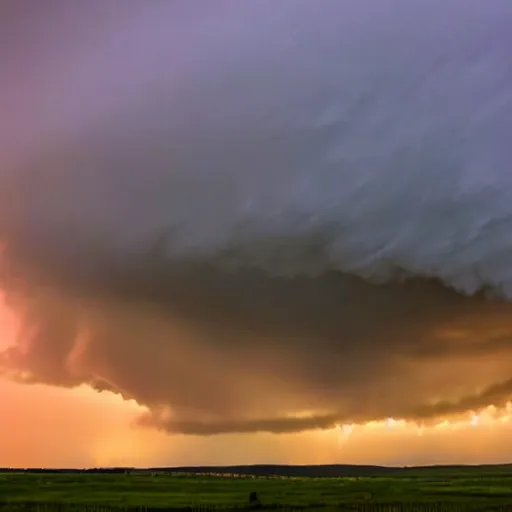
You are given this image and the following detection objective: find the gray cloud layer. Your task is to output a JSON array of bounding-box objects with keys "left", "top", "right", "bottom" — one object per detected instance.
[{"left": 1, "top": 0, "right": 512, "bottom": 434}]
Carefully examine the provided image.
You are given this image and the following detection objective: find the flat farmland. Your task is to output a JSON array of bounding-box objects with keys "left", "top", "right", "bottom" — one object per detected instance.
[{"left": 1, "top": 466, "right": 512, "bottom": 510}]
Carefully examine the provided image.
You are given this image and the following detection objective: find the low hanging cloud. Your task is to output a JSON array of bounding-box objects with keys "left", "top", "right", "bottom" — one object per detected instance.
[{"left": 1, "top": 0, "right": 512, "bottom": 435}]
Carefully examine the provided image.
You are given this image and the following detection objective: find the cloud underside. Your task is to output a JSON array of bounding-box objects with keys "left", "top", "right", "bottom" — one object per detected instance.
[{"left": 2, "top": 262, "right": 512, "bottom": 435}]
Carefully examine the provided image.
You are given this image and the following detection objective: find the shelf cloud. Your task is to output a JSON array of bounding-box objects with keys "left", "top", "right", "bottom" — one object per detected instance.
[{"left": 1, "top": 0, "right": 512, "bottom": 435}]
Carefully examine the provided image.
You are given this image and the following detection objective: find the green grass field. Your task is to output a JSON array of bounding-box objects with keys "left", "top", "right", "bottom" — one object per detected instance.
[{"left": 1, "top": 466, "right": 512, "bottom": 510}]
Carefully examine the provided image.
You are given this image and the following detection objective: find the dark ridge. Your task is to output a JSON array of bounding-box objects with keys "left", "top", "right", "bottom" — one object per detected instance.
[
  {"left": 150, "top": 465, "right": 397, "bottom": 477},
  {"left": 1, "top": 463, "right": 512, "bottom": 477},
  {"left": 147, "top": 464, "right": 512, "bottom": 477}
]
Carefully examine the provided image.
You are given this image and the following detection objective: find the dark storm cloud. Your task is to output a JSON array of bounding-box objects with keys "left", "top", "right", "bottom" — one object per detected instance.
[{"left": 1, "top": 0, "right": 512, "bottom": 434}]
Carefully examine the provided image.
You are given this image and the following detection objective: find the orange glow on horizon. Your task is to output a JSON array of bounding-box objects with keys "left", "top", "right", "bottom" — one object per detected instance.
[
  {"left": 1, "top": 374, "right": 511, "bottom": 469},
  {"left": 2, "top": 292, "right": 512, "bottom": 468},
  {"left": 327, "top": 402, "right": 512, "bottom": 443}
]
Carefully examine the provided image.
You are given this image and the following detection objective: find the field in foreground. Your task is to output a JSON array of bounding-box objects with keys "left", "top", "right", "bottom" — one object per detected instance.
[{"left": 1, "top": 465, "right": 512, "bottom": 510}]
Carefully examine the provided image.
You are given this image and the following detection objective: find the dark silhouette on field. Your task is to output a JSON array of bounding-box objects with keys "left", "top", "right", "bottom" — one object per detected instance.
[{"left": 248, "top": 491, "right": 261, "bottom": 509}]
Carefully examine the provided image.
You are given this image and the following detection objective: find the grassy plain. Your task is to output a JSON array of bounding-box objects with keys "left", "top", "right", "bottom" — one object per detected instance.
[{"left": 1, "top": 466, "right": 512, "bottom": 509}]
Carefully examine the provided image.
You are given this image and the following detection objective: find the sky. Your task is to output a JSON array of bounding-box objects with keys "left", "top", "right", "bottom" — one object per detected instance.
[{"left": 2, "top": 0, "right": 512, "bottom": 468}]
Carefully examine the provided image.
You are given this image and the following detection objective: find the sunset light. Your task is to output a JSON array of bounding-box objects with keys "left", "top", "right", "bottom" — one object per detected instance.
[
  {"left": 334, "top": 403, "right": 512, "bottom": 438},
  {"left": 2, "top": 0, "right": 512, "bottom": 489}
]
